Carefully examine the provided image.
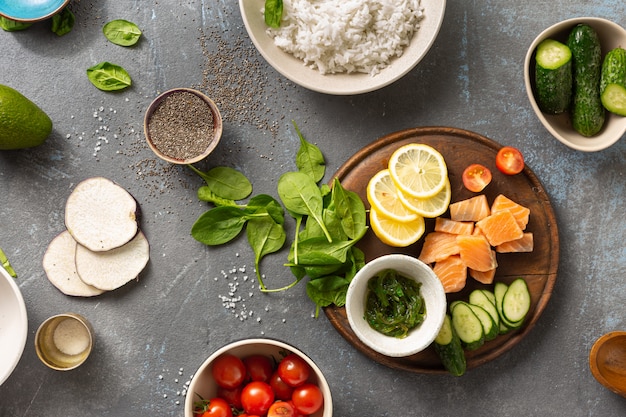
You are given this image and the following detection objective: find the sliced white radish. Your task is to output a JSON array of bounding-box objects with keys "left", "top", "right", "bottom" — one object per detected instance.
[
  {"left": 75, "top": 230, "right": 150, "bottom": 291},
  {"left": 65, "top": 177, "right": 138, "bottom": 252},
  {"left": 42, "top": 231, "right": 105, "bottom": 297}
]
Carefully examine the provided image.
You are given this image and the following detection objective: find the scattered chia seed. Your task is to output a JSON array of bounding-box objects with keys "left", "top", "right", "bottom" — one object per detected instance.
[{"left": 147, "top": 91, "right": 215, "bottom": 161}]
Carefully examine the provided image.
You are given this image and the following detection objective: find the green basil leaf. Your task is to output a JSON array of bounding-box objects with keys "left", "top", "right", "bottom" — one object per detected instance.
[
  {"left": 0, "top": 16, "right": 32, "bottom": 32},
  {"left": 294, "top": 122, "right": 325, "bottom": 183},
  {"left": 103, "top": 19, "right": 142, "bottom": 46},
  {"left": 86, "top": 62, "right": 132, "bottom": 91},
  {"left": 191, "top": 206, "right": 248, "bottom": 245},
  {"left": 264, "top": 0, "right": 283, "bottom": 29},
  {"left": 51, "top": 8, "right": 75, "bottom": 36}
]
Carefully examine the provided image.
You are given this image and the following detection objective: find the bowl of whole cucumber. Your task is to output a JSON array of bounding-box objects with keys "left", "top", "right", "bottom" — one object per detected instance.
[{"left": 525, "top": 17, "right": 626, "bottom": 152}]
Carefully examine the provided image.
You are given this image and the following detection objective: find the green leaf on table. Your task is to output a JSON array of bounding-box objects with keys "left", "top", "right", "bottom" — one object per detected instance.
[
  {"left": 103, "top": 19, "right": 142, "bottom": 46},
  {"left": 191, "top": 206, "right": 248, "bottom": 245},
  {"left": 294, "top": 121, "right": 325, "bottom": 183},
  {"left": 0, "top": 16, "right": 32, "bottom": 31},
  {"left": 51, "top": 8, "right": 75, "bottom": 36},
  {"left": 86, "top": 62, "right": 131, "bottom": 91}
]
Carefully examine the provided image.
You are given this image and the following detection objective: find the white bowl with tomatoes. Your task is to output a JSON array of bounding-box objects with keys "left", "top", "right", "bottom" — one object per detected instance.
[{"left": 185, "top": 338, "right": 332, "bottom": 417}]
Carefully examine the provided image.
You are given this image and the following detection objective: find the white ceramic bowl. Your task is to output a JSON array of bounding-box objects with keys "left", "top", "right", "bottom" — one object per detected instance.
[
  {"left": 524, "top": 17, "right": 626, "bottom": 152},
  {"left": 345, "top": 254, "right": 446, "bottom": 357},
  {"left": 184, "top": 338, "right": 332, "bottom": 417},
  {"left": 239, "top": 0, "right": 446, "bottom": 95},
  {"left": 0, "top": 266, "right": 28, "bottom": 386},
  {"left": 0, "top": 0, "right": 69, "bottom": 22}
]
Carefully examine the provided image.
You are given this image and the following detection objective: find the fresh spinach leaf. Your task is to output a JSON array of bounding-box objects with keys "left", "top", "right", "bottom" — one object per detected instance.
[
  {"left": 103, "top": 19, "right": 142, "bottom": 46},
  {"left": 0, "top": 17, "right": 31, "bottom": 31},
  {"left": 86, "top": 62, "right": 131, "bottom": 91},
  {"left": 244, "top": 194, "right": 285, "bottom": 225},
  {"left": 278, "top": 171, "right": 331, "bottom": 242},
  {"left": 51, "top": 8, "right": 75, "bottom": 36},
  {"left": 247, "top": 216, "right": 286, "bottom": 290},
  {"left": 197, "top": 186, "right": 237, "bottom": 207},
  {"left": 306, "top": 275, "right": 350, "bottom": 317},
  {"left": 0, "top": 247, "right": 17, "bottom": 278},
  {"left": 294, "top": 121, "right": 325, "bottom": 183},
  {"left": 264, "top": 0, "right": 283, "bottom": 29},
  {"left": 203, "top": 166, "right": 252, "bottom": 200},
  {"left": 331, "top": 178, "right": 367, "bottom": 240},
  {"left": 191, "top": 206, "right": 248, "bottom": 245}
]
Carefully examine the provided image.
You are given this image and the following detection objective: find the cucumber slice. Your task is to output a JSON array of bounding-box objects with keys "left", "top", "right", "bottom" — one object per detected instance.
[
  {"left": 451, "top": 302, "right": 485, "bottom": 350},
  {"left": 480, "top": 289, "right": 496, "bottom": 306},
  {"left": 534, "top": 39, "right": 572, "bottom": 114},
  {"left": 502, "top": 278, "right": 531, "bottom": 323},
  {"left": 469, "top": 289, "right": 500, "bottom": 328},
  {"left": 601, "top": 84, "right": 626, "bottom": 116},
  {"left": 494, "top": 282, "right": 521, "bottom": 329},
  {"left": 467, "top": 303, "right": 498, "bottom": 342},
  {"left": 434, "top": 315, "right": 466, "bottom": 376}
]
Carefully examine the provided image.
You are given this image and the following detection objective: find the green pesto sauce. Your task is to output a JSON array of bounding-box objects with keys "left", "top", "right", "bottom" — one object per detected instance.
[{"left": 364, "top": 269, "right": 426, "bottom": 338}]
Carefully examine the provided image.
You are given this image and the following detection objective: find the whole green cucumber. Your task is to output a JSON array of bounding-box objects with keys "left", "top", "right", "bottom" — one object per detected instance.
[
  {"left": 600, "top": 47, "right": 626, "bottom": 116},
  {"left": 534, "top": 39, "right": 572, "bottom": 114},
  {"left": 434, "top": 314, "right": 467, "bottom": 376},
  {"left": 567, "top": 24, "right": 605, "bottom": 136}
]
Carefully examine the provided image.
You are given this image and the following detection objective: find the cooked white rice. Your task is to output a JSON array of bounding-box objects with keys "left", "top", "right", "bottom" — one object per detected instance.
[{"left": 265, "top": 0, "right": 424, "bottom": 76}]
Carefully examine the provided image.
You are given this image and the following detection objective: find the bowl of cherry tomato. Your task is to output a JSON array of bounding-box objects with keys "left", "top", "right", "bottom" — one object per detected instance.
[{"left": 185, "top": 338, "right": 332, "bottom": 417}]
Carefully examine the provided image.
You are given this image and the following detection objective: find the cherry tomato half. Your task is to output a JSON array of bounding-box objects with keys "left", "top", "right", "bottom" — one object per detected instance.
[
  {"left": 241, "top": 381, "right": 275, "bottom": 416},
  {"left": 212, "top": 354, "right": 246, "bottom": 389},
  {"left": 496, "top": 146, "right": 524, "bottom": 175},
  {"left": 462, "top": 163, "right": 492, "bottom": 192},
  {"left": 291, "top": 383, "right": 324, "bottom": 415},
  {"left": 267, "top": 400, "right": 298, "bottom": 417},
  {"left": 243, "top": 354, "right": 274, "bottom": 382},
  {"left": 193, "top": 397, "right": 233, "bottom": 417},
  {"left": 278, "top": 354, "right": 311, "bottom": 387},
  {"left": 269, "top": 370, "right": 294, "bottom": 400}
]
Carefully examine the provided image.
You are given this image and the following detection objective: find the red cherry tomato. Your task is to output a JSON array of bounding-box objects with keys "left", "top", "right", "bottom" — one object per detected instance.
[
  {"left": 462, "top": 164, "right": 492, "bottom": 192},
  {"left": 211, "top": 354, "right": 246, "bottom": 389},
  {"left": 243, "top": 354, "right": 274, "bottom": 382},
  {"left": 193, "top": 397, "right": 233, "bottom": 417},
  {"left": 241, "top": 381, "right": 275, "bottom": 415},
  {"left": 278, "top": 354, "right": 311, "bottom": 387},
  {"left": 217, "top": 385, "right": 243, "bottom": 409},
  {"left": 269, "top": 370, "right": 294, "bottom": 400},
  {"left": 267, "top": 400, "right": 298, "bottom": 417},
  {"left": 496, "top": 146, "right": 525, "bottom": 175},
  {"left": 291, "top": 383, "right": 324, "bottom": 415}
]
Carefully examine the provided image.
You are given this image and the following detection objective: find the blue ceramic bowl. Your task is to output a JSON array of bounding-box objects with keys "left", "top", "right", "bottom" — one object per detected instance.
[{"left": 0, "top": 0, "right": 69, "bottom": 22}]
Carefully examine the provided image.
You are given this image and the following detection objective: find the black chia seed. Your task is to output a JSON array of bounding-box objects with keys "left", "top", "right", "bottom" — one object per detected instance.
[{"left": 147, "top": 91, "right": 215, "bottom": 161}]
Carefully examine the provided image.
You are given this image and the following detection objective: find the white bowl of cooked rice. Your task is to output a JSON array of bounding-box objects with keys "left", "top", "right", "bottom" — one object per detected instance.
[{"left": 239, "top": 0, "right": 446, "bottom": 95}]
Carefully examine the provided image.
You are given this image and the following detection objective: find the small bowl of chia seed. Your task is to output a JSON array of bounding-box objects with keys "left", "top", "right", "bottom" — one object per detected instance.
[{"left": 144, "top": 88, "right": 223, "bottom": 164}]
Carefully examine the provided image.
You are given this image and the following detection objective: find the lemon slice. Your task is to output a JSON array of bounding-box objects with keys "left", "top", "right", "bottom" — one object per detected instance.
[
  {"left": 398, "top": 178, "right": 452, "bottom": 218},
  {"left": 369, "top": 208, "right": 425, "bottom": 247},
  {"left": 388, "top": 143, "right": 448, "bottom": 199},
  {"left": 366, "top": 169, "right": 419, "bottom": 223}
]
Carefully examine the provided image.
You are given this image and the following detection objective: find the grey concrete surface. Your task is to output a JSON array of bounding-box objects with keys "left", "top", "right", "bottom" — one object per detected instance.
[{"left": 1, "top": 0, "right": 625, "bottom": 416}]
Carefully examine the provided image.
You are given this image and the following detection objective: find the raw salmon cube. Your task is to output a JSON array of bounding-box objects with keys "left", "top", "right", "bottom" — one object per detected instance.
[
  {"left": 450, "top": 195, "right": 491, "bottom": 222},
  {"left": 469, "top": 265, "right": 497, "bottom": 284},
  {"left": 457, "top": 234, "right": 498, "bottom": 272},
  {"left": 418, "top": 232, "right": 460, "bottom": 264},
  {"left": 491, "top": 194, "right": 530, "bottom": 230},
  {"left": 432, "top": 255, "right": 467, "bottom": 293},
  {"left": 434, "top": 217, "right": 474, "bottom": 235},
  {"left": 475, "top": 210, "right": 524, "bottom": 247},
  {"left": 496, "top": 232, "right": 534, "bottom": 253}
]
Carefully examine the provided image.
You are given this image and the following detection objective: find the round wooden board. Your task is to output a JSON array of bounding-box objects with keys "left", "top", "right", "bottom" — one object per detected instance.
[{"left": 324, "top": 126, "right": 559, "bottom": 374}]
